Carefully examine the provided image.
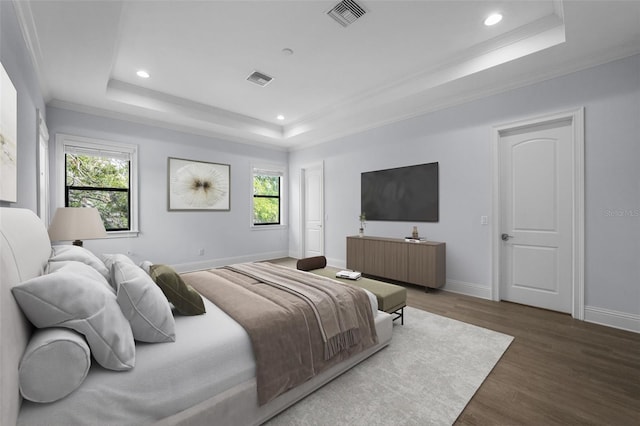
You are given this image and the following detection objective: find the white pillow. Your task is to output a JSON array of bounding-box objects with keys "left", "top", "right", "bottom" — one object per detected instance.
[
  {"left": 49, "top": 245, "right": 110, "bottom": 283},
  {"left": 19, "top": 328, "right": 91, "bottom": 403},
  {"left": 139, "top": 260, "right": 154, "bottom": 274},
  {"left": 46, "top": 260, "right": 115, "bottom": 293},
  {"left": 12, "top": 262, "right": 135, "bottom": 371},
  {"left": 101, "top": 253, "right": 136, "bottom": 290},
  {"left": 101, "top": 253, "right": 135, "bottom": 270},
  {"left": 112, "top": 260, "right": 176, "bottom": 343}
]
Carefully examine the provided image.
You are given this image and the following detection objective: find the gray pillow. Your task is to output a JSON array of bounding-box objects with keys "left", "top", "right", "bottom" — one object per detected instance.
[
  {"left": 112, "top": 260, "right": 176, "bottom": 343},
  {"left": 101, "top": 253, "right": 136, "bottom": 270},
  {"left": 46, "top": 260, "right": 115, "bottom": 293},
  {"left": 19, "top": 328, "right": 91, "bottom": 403},
  {"left": 12, "top": 262, "right": 135, "bottom": 371},
  {"left": 139, "top": 260, "right": 154, "bottom": 274},
  {"left": 49, "top": 245, "right": 110, "bottom": 282},
  {"left": 101, "top": 253, "right": 137, "bottom": 290}
]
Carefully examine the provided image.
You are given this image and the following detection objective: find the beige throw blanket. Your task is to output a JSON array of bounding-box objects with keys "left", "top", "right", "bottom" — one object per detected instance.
[
  {"left": 226, "top": 262, "right": 362, "bottom": 360},
  {"left": 181, "top": 262, "right": 377, "bottom": 405}
]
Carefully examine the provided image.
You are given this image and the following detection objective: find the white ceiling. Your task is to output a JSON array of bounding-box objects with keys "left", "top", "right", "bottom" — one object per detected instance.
[{"left": 15, "top": 0, "right": 640, "bottom": 150}]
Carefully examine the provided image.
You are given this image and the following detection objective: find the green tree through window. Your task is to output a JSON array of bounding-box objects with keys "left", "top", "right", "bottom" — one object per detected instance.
[
  {"left": 65, "top": 153, "right": 130, "bottom": 231},
  {"left": 253, "top": 174, "right": 281, "bottom": 225}
]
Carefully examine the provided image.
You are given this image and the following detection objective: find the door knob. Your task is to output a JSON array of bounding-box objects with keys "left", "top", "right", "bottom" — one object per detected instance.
[{"left": 501, "top": 233, "right": 514, "bottom": 241}]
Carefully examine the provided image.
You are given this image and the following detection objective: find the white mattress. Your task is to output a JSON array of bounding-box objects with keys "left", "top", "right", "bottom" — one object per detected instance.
[{"left": 18, "top": 290, "right": 379, "bottom": 426}]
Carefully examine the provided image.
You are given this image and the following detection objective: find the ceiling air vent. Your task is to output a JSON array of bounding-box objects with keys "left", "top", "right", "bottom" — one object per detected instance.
[
  {"left": 246, "top": 71, "right": 274, "bottom": 87},
  {"left": 327, "top": 0, "right": 366, "bottom": 27}
]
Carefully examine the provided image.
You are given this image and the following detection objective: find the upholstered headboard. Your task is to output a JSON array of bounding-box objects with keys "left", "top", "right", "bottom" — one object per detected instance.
[{"left": 0, "top": 208, "right": 52, "bottom": 426}]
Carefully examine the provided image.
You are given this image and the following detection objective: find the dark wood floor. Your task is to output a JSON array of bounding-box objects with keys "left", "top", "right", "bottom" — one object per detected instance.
[
  {"left": 270, "top": 258, "right": 639, "bottom": 424},
  {"left": 406, "top": 286, "right": 640, "bottom": 425}
]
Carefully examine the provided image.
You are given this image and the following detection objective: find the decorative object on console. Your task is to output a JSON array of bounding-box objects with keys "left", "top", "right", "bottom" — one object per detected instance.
[
  {"left": 405, "top": 227, "right": 426, "bottom": 243},
  {"left": 358, "top": 212, "right": 366, "bottom": 237},
  {"left": 47, "top": 207, "right": 107, "bottom": 247},
  {"left": 404, "top": 237, "right": 427, "bottom": 243},
  {"left": 168, "top": 157, "right": 230, "bottom": 211}
]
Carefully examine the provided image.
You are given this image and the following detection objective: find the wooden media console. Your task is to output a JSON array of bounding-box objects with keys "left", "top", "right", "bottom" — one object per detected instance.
[{"left": 346, "top": 236, "right": 446, "bottom": 289}]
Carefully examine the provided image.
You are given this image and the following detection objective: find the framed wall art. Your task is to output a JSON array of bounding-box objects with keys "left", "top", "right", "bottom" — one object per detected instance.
[
  {"left": 1, "top": 62, "right": 18, "bottom": 202},
  {"left": 168, "top": 157, "right": 230, "bottom": 211}
]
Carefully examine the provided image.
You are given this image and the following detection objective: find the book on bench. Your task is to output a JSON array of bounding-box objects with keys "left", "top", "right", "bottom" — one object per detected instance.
[{"left": 336, "top": 270, "right": 362, "bottom": 280}]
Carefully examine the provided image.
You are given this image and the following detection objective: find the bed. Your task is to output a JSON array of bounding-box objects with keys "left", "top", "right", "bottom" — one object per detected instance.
[{"left": 0, "top": 208, "right": 393, "bottom": 426}]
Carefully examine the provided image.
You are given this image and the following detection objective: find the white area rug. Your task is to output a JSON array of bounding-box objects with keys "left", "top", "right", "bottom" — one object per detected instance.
[{"left": 266, "top": 307, "right": 513, "bottom": 426}]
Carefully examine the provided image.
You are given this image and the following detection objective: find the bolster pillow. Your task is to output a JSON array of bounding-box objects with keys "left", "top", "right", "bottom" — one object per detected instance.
[
  {"left": 19, "top": 328, "right": 91, "bottom": 403},
  {"left": 296, "top": 256, "right": 327, "bottom": 271}
]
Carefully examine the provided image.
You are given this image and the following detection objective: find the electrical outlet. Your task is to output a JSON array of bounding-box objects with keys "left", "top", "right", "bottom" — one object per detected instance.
[
  {"left": 198, "top": 248, "right": 205, "bottom": 256},
  {"left": 480, "top": 216, "right": 488, "bottom": 225}
]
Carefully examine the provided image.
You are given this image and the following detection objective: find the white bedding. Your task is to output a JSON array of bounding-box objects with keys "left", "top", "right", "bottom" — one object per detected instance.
[
  {"left": 18, "top": 286, "right": 379, "bottom": 426},
  {"left": 1, "top": 208, "right": 390, "bottom": 426},
  {"left": 18, "top": 298, "right": 253, "bottom": 426}
]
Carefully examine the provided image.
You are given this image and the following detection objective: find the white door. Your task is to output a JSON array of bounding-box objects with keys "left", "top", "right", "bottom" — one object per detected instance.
[
  {"left": 37, "top": 110, "right": 49, "bottom": 225},
  {"left": 303, "top": 164, "right": 324, "bottom": 258},
  {"left": 499, "top": 119, "right": 574, "bottom": 313}
]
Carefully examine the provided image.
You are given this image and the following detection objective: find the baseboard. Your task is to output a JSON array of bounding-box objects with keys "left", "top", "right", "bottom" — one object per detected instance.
[
  {"left": 173, "top": 250, "right": 289, "bottom": 273},
  {"left": 584, "top": 306, "right": 640, "bottom": 334},
  {"left": 442, "top": 279, "right": 492, "bottom": 300},
  {"left": 436, "top": 283, "right": 639, "bottom": 334}
]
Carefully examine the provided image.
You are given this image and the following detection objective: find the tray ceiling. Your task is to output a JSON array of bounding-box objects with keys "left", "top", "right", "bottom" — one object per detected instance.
[{"left": 15, "top": 0, "right": 640, "bottom": 149}]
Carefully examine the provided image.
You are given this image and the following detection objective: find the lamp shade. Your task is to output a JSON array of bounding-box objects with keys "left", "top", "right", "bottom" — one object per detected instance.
[{"left": 48, "top": 207, "right": 107, "bottom": 245}]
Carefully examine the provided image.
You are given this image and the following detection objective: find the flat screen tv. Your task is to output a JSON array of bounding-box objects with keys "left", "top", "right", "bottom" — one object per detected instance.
[{"left": 361, "top": 162, "right": 438, "bottom": 222}]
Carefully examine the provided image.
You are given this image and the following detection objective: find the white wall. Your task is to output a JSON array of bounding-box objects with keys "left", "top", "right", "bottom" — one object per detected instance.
[
  {"left": 289, "top": 54, "right": 640, "bottom": 330},
  {"left": 0, "top": 1, "right": 46, "bottom": 212},
  {"left": 2, "top": 0, "right": 290, "bottom": 269},
  {"left": 46, "top": 107, "right": 289, "bottom": 270},
  {"left": 4, "top": 0, "right": 637, "bottom": 330}
]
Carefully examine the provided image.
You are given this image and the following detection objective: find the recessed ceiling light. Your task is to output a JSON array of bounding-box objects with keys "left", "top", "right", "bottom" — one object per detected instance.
[
  {"left": 484, "top": 13, "right": 503, "bottom": 26},
  {"left": 277, "top": 115, "right": 285, "bottom": 121},
  {"left": 136, "top": 70, "right": 150, "bottom": 79}
]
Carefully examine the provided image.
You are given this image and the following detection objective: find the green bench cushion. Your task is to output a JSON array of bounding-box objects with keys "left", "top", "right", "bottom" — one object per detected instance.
[{"left": 309, "top": 268, "right": 407, "bottom": 314}]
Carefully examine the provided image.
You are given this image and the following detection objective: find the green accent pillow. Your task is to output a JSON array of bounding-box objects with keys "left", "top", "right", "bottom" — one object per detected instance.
[{"left": 149, "top": 264, "right": 206, "bottom": 316}]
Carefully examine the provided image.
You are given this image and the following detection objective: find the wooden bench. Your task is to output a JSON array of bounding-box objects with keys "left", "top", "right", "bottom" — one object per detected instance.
[{"left": 297, "top": 257, "right": 407, "bottom": 324}]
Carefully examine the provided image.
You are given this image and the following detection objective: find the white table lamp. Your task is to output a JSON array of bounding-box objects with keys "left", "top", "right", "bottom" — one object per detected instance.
[{"left": 48, "top": 207, "right": 107, "bottom": 247}]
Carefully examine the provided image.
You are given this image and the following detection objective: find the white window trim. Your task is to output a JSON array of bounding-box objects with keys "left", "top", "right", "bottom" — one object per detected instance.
[
  {"left": 37, "top": 110, "right": 50, "bottom": 226},
  {"left": 250, "top": 162, "right": 287, "bottom": 230},
  {"left": 55, "top": 133, "right": 139, "bottom": 238}
]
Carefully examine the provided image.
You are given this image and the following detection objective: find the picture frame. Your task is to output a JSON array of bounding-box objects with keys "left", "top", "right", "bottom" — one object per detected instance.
[
  {"left": 167, "top": 157, "right": 230, "bottom": 211},
  {"left": 1, "top": 62, "right": 18, "bottom": 202}
]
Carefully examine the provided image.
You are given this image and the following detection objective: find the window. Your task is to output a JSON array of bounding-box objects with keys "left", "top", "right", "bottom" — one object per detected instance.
[
  {"left": 252, "top": 165, "right": 286, "bottom": 227},
  {"left": 57, "top": 134, "right": 138, "bottom": 235}
]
